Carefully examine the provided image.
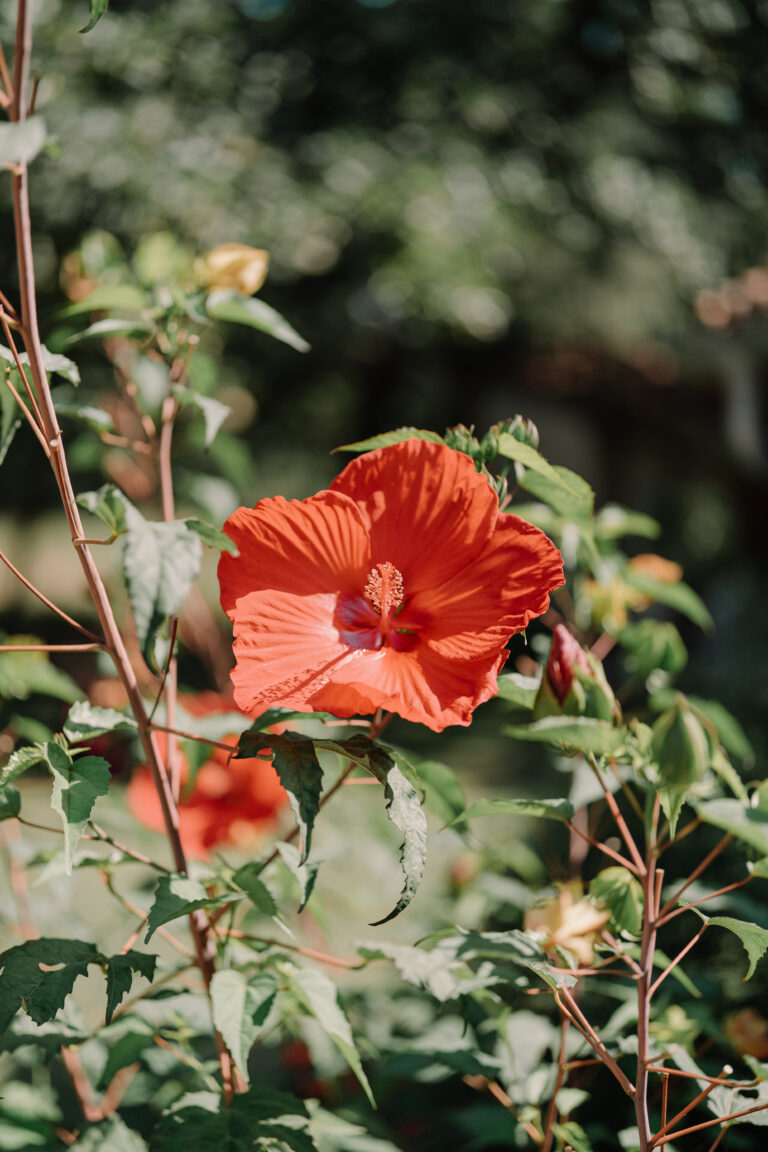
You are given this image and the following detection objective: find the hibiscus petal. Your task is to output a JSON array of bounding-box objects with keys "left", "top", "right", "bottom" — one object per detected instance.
[
  {"left": 330, "top": 439, "right": 498, "bottom": 594},
  {"left": 416, "top": 512, "right": 564, "bottom": 660},
  {"left": 310, "top": 644, "right": 508, "bottom": 732},
  {"left": 229, "top": 588, "right": 360, "bottom": 714},
  {"left": 219, "top": 490, "right": 371, "bottom": 618}
]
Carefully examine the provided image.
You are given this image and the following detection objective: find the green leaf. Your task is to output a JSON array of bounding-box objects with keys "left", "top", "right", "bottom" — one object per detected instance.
[
  {"left": 47, "top": 744, "right": 110, "bottom": 874},
  {"left": 363, "top": 758, "right": 427, "bottom": 925},
  {"left": 0, "top": 343, "right": 84, "bottom": 386},
  {"left": 552, "top": 1122, "right": 593, "bottom": 1152},
  {"left": 622, "top": 568, "right": 714, "bottom": 631},
  {"left": 211, "top": 969, "right": 278, "bottom": 1078},
  {"left": 0, "top": 646, "right": 83, "bottom": 702},
  {"left": 104, "top": 951, "right": 157, "bottom": 1023},
  {"left": 232, "top": 862, "right": 278, "bottom": 917},
  {"left": 696, "top": 798, "right": 768, "bottom": 855},
  {"left": 682, "top": 697, "right": 753, "bottom": 765},
  {"left": 708, "top": 916, "right": 768, "bottom": 980},
  {"left": 174, "top": 385, "right": 231, "bottom": 448},
  {"left": 121, "top": 502, "right": 202, "bottom": 666},
  {"left": 620, "top": 620, "right": 688, "bottom": 678},
  {"left": 67, "top": 317, "right": 153, "bottom": 344},
  {"left": 517, "top": 464, "right": 594, "bottom": 529},
  {"left": 206, "top": 290, "right": 310, "bottom": 352},
  {"left": 145, "top": 873, "right": 233, "bottom": 942},
  {"left": 276, "top": 841, "right": 321, "bottom": 912},
  {"left": 0, "top": 743, "right": 48, "bottom": 785},
  {"left": 0, "top": 116, "right": 47, "bottom": 165},
  {"left": 495, "top": 671, "right": 541, "bottom": 709},
  {"left": 80, "top": 0, "right": 110, "bottom": 34},
  {"left": 497, "top": 433, "right": 579, "bottom": 494},
  {"left": 505, "top": 716, "right": 625, "bottom": 756},
  {"left": 397, "top": 757, "right": 466, "bottom": 826},
  {"left": 64, "top": 701, "right": 138, "bottom": 742},
  {"left": 595, "top": 504, "right": 661, "bottom": 541},
  {"left": 77, "top": 483, "right": 129, "bottom": 537},
  {"left": 456, "top": 928, "right": 577, "bottom": 991},
  {"left": 153, "top": 1087, "right": 315, "bottom": 1151},
  {"left": 0, "top": 938, "right": 101, "bottom": 1035},
  {"left": 70, "top": 1115, "right": 149, "bottom": 1151},
  {"left": 589, "top": 867, "right": 643, "bottom": 936},
  {"left": 451, "top": 796, "right": 575, "bottom": 825},
  {"left": 185, "top": 517, "right": 239, "bottom": 554},
  {"left": 335, "top": 427, "right": 444, "bottom": 453},
  {"left": 237, "top": 731, "right": 323, "bottom": 863},
  {"left": 0, "top": 380, "right": 21, "bottom": 467},
  {"left": 60, "top": 283, "right": 147, "bottom": 317},
  {"left": 281, "top": 962, "right": 374, "bottom": 1107},
  {"left": 0, "top": 784, "right": 21, "bottom": 820}
]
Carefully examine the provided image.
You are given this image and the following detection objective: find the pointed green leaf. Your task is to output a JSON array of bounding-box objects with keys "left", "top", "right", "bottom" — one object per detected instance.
[
  {"left": 232, "top": 862, "right": 278, "bottom": 917},
  {"left": 396, "top": 756, "right": 467, "bottom": 826},
  {"left": 0, "top": 341, "right": 80, "bottom": 386},
  {"left": 104, "top": 951, "right": 157, "bottom": 1023},
  {"left": 595, "top": 504, "right": 661, "bottom": 541},
  {"left": 496, "top": 671, "right": 541, "bottom": 709},
  {"left": 145, "top": 873, "right": 233, "bottom": 942},
  {"left": 77, "top": 482, "right": 129, "bottom": 537},
  {"left": 589, "top": 867, "right": 643, "bottom": 936},
  {"left": 0, "top": 117, "right": 47, "bottom": 165},
  {"left": 696, "top": 798, "right": 768, "bottom": 855},
  {"left": 66, "top": 317, "right": 152, "bottom": 344},
  {"left": 237, "top": 731, "right": 323, "bottom": 863},
  {"left": 47, "top": 744, "right": 110, "bottom": 874},
  {"left": 0, "top": 938, "right": 102, "bottom": 1035},
  {"left": 451, "top": 796, "right": 574, "bottom": 826},
  {"left": 623, "top": 568, "right": 713, "bottom": 631},
  {"left": 708, "top": 916, "right": 768, "bottom": 980},
  {"left": 60, "top": 283, "right": 147, "bottom": 317},
  {"left": 174, "top": 385, "right": 231, "bottom": 448},
  {"left": 121, "top": 502, "right": 202, "bottom": 665},
  {"left": 505, "top": 716, "right": 625, "bottom": 755},
  {"left": 517, "top": 464, "right": 594, "bottom": 529},
  {"left": 64, "top": 701, "right": 138, "bottom": 743},
  {"left": 70, "top": 1115, "right": 149, "bottom": 1151},
  {"left": 281, "top": 962, "right": 374, "bottom": 1107},
  {"left": 497, "top": 433, "right": 579, "bottom": 494},
  {"left": 80, "top": 0, "right": 110, "bottom": 34},
  {"left": 211, "top": 969, "right": 278, "bottom": 1078},
  {"left": 1, "top": 743, "right": 48, "bottom": 785},
  {"left": 0, "top": 647, "right": 83, "bottom": 702},
  {"left": 335, "top": 427, "right": 444, "bottom": 453},
  {"left": 185, "top": 517, "right": 238, "bottom": 553},
  {"left": 206, "top": 290, "right": 310, "bottom": 352},
  {"left": 552, "top": 1122, "right": 593, "bottom": 1152},
  {"left": 153, "top": 1087, "right": 314, "bottom": 1151}
]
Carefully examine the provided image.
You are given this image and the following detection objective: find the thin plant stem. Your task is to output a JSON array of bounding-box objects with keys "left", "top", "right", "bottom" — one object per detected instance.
[
  {"left": 634, "top": 796, "right": 662, "bottom": 1151},
  {"left": 661, "top": 1071, "right": 669, "bottom": 1132},
  {"left": 220, "top": 928, "right": 364, "bottom": 970},
  {"left": 648, "top": 923, "right": 708, "bottom": 997},
  {"left": 650, "top": 1101, "right": 768, "bottom": 1145},
  {"left": 3, "top": 366, "right": 49, "bottom": 453},
  {"left": 0, "top": 547, "right": 101, "bottom": 640},
  {"left": 565, "top": 816, "right": 640, "bottom": 875},
  {"left": 88, "top": 821, "right": 172, "bottom": 872},
  {"left": 651, "top": 1067, "right": 731, "bottom": 1145},
  {"left": 656, "top": 875, "right": 753, "bottom": 930},
  {"left": 0, "top": 308, "right": 45, "bottom": 426},
  {"left": 542, "top": 1014, "right": 569, "bottom": 1152},
  {"left": 646, "top": 1067, "right": 753, "bottom": 1088},
  {"left": 147, "top": 615, "right": 179, "bottom": 723},
  {"left": 0, "top": 642, "right": 103, "bottom": 652},
  {"left": 556, "top": 988, "right": 635, "bottom": 1097},
  {"left": 588, "top": 753, "right": 646, "bottom": 874}
]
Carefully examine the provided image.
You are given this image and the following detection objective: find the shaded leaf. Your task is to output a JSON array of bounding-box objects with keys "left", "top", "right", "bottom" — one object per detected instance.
[
  {"left": 518, "top": 464, "right": 594, "bottom": 529},
  {"left": 80, "top": 0, "right": 110, "bottom": 34},
  {"left": 211, "top": 969, "right": 278, "bottom": 1078},
  {"left": 595, "top": 504, "right": 661, "bottom": 541},
  {"left": 280, "top": 962, "right": 374, "bottom": 1107},
  {"left": 505, "top": 716, "right": 625, "bottom": 755},
  {"left": 0, "top": 116, "right": 47, "bottom": 165},
  {"left": 70, "top": 1115, "right": 149, "bottom": 1151},
  {"left": 47, "top": 744, "right": 111, "bottom": 873},
  {"left": 153, "top": 1086, "right": 315, "bottom": 1151},
  {"left": 1, "top": 743, "right": 49, "bottom": 785},
  {"left": 237, "top": 731, "right": 323, "bottom": 863},
  {"left": 64, "top": 700, "right": 138, "bottom": 742},
  {"left": 451, "top": 796, "right": 574, "bottom": 825},
  {"left": 276, "top": 841, "right": 321, "bottom": 912},
  {"left": 67, "top": 317, "right": 152, "bottom": 344},
  {"left": 60, "top": 283, "right": 147, "bottom": 316},
  {"left": 0, "top": 938, "right": 101, "bottom": 1035},
  {"left": 335, "top": 427, "right": 444, "bottom": 453},
  {"left": 362, "top": 757, "right": 427, "bottom": 925},
  {"left": 232, "top": 862, "right": 278, "bottom": 917},
  {"left": 145, "top": 873, "right": 233, "bottom": 942},
  {"left": 590, "top": 867, "right": 643, "bottom": 936},
  {"left": 0, "top": 783, "right": 21, "bottom": 820},
  {"left": 175, "top": 385, "right": 231, "bottom": 448},
  {"left": 206, "top": 290, "right": 310, "bottom": 352},
  {"left": 697, "top": 798, "right": 768, "bottom": 856},
  {"left": 0, "top": 380, "right": 21, "bottom": 467},
  {"left": 77, "top": 482, "right": 128, "bottom": 537},
  {"left": 0, "top": 646, "right": 83, "bottom": 702},
  {"left": 105, "top": 951, "right": 157, "bottom": 1023},
  {"left": 708, "top": 916, "right": 768, "bottom": 981}
]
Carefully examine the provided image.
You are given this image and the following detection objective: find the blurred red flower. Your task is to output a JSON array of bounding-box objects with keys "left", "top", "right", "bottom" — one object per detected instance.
[
  {"left": 218, "top": 438, "right": 563, "bottom": 732},
  {"left": 126, "top": 693, "right": 287, "bottom": 858}
]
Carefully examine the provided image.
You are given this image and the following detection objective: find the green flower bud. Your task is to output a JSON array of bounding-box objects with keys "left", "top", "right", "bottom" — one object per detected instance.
[
  {"left": 500, "top": 414, "right": 540, "bottom": 450},
  {"left": 651, "top": 695, "right": 716, "bottom": 791}
]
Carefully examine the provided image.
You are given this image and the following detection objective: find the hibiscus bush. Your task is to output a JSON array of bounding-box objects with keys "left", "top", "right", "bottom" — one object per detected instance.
[{"left": 1, "top": 5, "right": 768, "bottom": 1152}]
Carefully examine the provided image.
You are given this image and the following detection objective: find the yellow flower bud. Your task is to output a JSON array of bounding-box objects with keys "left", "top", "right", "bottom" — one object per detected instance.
[
  {"left": 196, "top": 243, "right": 269, "bottom": 296},
  {"left": 525, "top": 881, "right": 610, "bottom": 966}
]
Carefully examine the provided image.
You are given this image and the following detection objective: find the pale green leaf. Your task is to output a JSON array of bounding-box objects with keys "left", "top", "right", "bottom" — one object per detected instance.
[
  {"left": 708, "top": 916, "right": 768, "bottom": 980},
  {"left": 497, "top": 433, "right": 578, "bottom": 493},
  {"left": 211, "top": 969, "right": 277, "bottom": 1078},
  {"left": 495, "top": 671, "right": 541, "bottom": 709},
  {"left": 60, "top": 283, "right": 147, "bottom": 317},
  {"left": 47, "top": 744, "right": 110, "bottom": 874},
  {"left": 622, "top": 569, "right": 714, "bottom": 631},
  {"left": 276, "top": 841, "right": 321, "bottom": 912},
  {"left": 145, "top": 874, "right": 233, "bottom": 942},
  {"left": 451, "top": 796, "right": 574, "bottom": 825},
  {"left": 696, "top": 798, "right": 768, "bottom": 855},
  {"left": 77, "top": 483, "right": 128, "bottom": 537},
  {"left": 364, "top": 759, "right": 427, "bottom": 925},
  {"left": 281, "top": 962, "right": 374, "bottom": 1107},
  {"left": 70, "top": 1115, "right": 149, "bottom": 1151},
  {"left": 232, "top": 862, "right": 278, "bottom": 917},
  {"left": 590, "top": 867, "right": 643, "bottom": 936},
  {"left": 505, "top": 716, "right": 625, "bottom": 755},
  {"left": 174, "top": 385, "right": 231, "bottom": 448},
  {"left": 517, "top": 464, "right": 594, "bottom": 529},
  {"left": 184, "top": 517, "right": 238, "bottom": 554},
  {"left": 64, "top": 701, "right": 137, "bottom": 743},
  {"left": 206, "top": 290, "right": 310, "bottom": 352},
  {"left": 0, "top": 784, "right": 21, "bottom": 820}
]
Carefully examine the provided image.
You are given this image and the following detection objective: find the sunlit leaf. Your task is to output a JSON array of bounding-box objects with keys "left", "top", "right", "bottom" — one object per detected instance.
[
  {"left": 46, "top": 744, "right": 111, "bottom": 874},
  {"left": 78, "top": 483, "right": 129, "bottom": 537},
  {"left": 275, "top": 841, "right": 321, "bottom": 912},
  {"left": 497, "top": 433, "right": 578, "bottom": 494},
  {"left": 206, "top": 290, "right": 310, "bottom": 352},
  {"left": 707, "top": 916, "right": 768, "bottom": 981},
  {"left": 184, "top": 517, "right": 238, "bottom": 554},
  {"left": 517, "top": 464, "right": 594, "bottom": 530},
  {"left": 0, "top": 784, "right": 21, "bottom": 820},
  {"left": 145, "top": 874, "right": 234, "bottom": 942},
  {"left": 174, "top": 385, "right": 231, "bottom": 448},
  {"left": 211, "top": 969, "right": 277, "bottom": 1078},
  {"left": 622, "top": 568, "right": 713, "bottom": 631},
  {"left": 451, "top": 796, "right": 574, "bottom": 825},
  {"left": 237, "top": 731, "right": 323, "bottom": 863},
  {"left": 505, "top": 716, "right": 625, "bottom": 756},
  {"left": 495, "top": 671, "right": 541, "bottom": 709},
  {"left": 232, "top": 862, "right": 278, "bottom": 917},
  {"left": 696, "top": 798, "right": 768, "bottom": 856},
  {"left": 70, "top": 1115, "right": 149, "bottom": 1151},
  {"left": 589, "top": 867, "right": 643, "bottom": 936},
  {"left": 335, "top": 427, "right": 444, "bottom": 453},
  {"left": 64, "top": 701, "right": 138, "bottom": 742},
  {"left": 60, "top": 283, "right": 147, "bottom": 317}
]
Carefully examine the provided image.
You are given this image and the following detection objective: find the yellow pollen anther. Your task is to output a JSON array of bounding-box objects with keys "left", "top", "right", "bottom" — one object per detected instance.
[{"left": 365, "top": 562, "right": 404, "bottom": 618}]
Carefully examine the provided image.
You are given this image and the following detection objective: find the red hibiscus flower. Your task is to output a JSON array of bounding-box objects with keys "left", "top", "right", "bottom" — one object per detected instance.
[
  {"left": 218, "top": 438, "right": 564, "bottom": 732},
  {"left": 126, "top": 693, "right": 288, "bottom": 859}
]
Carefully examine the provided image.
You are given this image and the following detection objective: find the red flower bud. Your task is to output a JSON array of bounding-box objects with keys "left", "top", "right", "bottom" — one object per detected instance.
[{"left": 547, "top": 625, "right": 591, "bottom": 704}]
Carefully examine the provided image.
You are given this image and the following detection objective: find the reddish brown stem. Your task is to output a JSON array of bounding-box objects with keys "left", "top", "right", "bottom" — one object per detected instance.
[
  {"left": 0, "top": 547, "right": 101, "bottom": 640},
  {"left": 651, "top": 1101, "right": 768, "bottom": 1145},
  {"left": 657, "top": 834, "right": 732, "bottom": 921},
  {"left": 542, "top": 1015, "right": 569, "bottom": 1152}
]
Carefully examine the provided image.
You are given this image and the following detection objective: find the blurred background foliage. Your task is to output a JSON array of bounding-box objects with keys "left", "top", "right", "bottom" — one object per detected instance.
[{"left": 0, "top": 0, "right": 766, "bottom": 754}]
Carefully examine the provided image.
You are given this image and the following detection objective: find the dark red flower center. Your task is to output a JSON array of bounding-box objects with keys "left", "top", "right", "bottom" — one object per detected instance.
[{"left": 336, "top": 561, "right": 419, "bottom": 652}]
